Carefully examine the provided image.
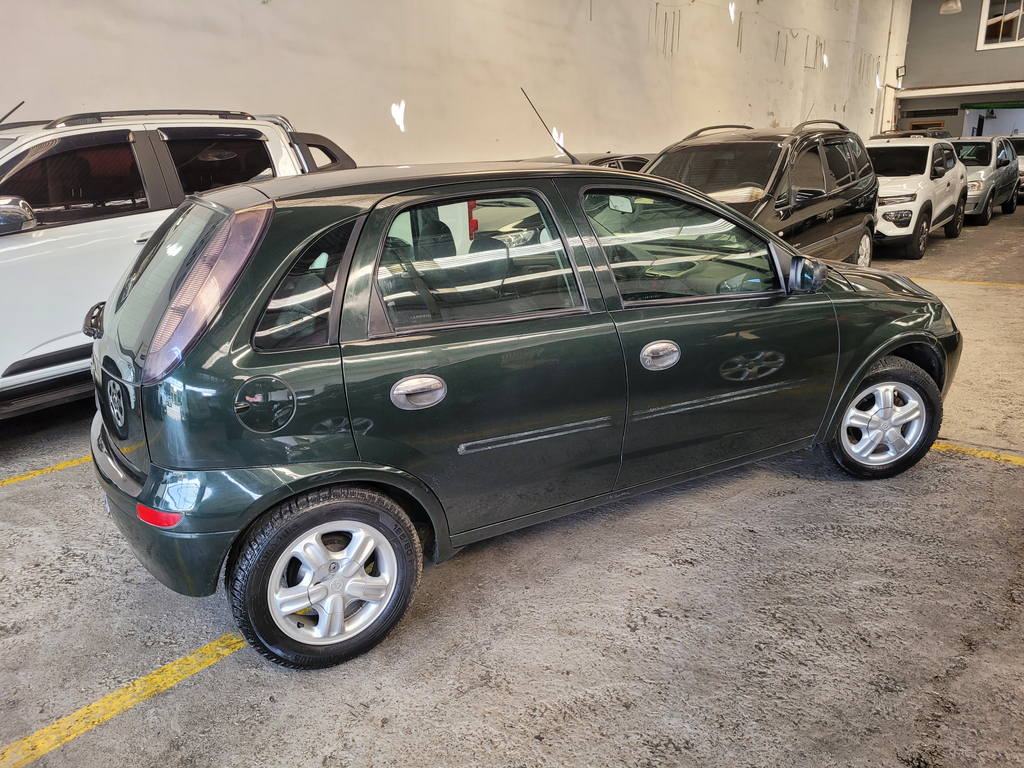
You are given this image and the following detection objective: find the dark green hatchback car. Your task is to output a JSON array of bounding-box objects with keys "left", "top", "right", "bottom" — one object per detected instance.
[{"left": 89, "top": 162, "right": 961, "bottom": 668}]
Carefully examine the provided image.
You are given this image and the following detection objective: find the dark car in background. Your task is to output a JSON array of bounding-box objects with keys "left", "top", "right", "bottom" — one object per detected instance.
[
  {"left": 521, "top": 152, "right": 653, "bottom": 171},
  {"left": 870, "top": 129, "right": 953, "bottom": 140},
  {"left": 89, "top": 162, "right": 959, "bottom": 669},
  {"left": 644, "top": 121, "right": 878, "bottom": 267}
]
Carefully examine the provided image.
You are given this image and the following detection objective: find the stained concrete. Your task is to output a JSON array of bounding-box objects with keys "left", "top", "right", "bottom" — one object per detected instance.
[{"left": 0, "top": 211, "right": 1022, "bottom": 768}]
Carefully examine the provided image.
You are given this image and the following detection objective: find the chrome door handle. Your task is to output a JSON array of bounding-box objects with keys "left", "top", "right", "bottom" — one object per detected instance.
[
  {"left": 390, "top": 375, "right": 447, "bottom": 410},
  {"left": 640, "top": 340, "right": 681, "bottom": 371}
]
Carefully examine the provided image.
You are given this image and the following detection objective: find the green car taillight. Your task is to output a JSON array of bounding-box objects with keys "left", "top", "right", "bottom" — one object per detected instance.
[{"left": 142, "top": 203, "right": 273, "bottom": 385}]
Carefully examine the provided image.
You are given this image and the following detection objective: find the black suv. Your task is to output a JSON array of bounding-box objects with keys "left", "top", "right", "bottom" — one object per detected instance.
[{"left": 644, "top": 121, "right": 879, "bottom": 267}]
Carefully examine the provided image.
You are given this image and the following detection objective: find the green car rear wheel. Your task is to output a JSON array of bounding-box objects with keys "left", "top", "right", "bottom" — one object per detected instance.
[{"left": 229, "top": 486, "right": 422, "bottom": 669}]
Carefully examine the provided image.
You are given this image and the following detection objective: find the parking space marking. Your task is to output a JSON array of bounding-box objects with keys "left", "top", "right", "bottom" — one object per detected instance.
[
  {"left": 931, "top": 442, "right": 1024, "bottom": 468},
  {"left": 915, "top": 278, "right": 1024, "bottom": 289},
  {"left": 0, "top": 633, "right": 245, "bottom": 768},
  {"left": 0, "top": 455, "right": 91, "bottom": 490}
]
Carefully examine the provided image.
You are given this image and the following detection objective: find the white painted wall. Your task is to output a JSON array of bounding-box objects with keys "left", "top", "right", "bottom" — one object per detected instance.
[
  {"left": 4, "top": 0, "right": 910, "bottom": 165},
  {"left": 972, "top": 108, "right": 1024, "bottom": 137}
]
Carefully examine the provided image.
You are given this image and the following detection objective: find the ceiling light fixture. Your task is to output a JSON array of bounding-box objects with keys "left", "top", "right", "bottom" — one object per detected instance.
[{"left": 940, "top": 0, "right": 962, "bottom": 14}]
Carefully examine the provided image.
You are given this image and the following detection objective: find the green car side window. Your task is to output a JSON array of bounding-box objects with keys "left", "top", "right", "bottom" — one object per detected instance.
[
  {"left": 253, "top": 219, "right": 355, "bottom": 351},
  {"left": 376, "top": 193, "right": 583, "bottom": 329},
  {"left": 582, "top": 190, "right": 779, "bottom": 302}
]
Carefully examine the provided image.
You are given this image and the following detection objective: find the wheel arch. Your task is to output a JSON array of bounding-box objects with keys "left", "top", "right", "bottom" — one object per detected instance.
[
  {"left": 221, "top": 464, "right": 457, "bottom": 592},
  {"left": 816, "top": 332, "right": 947, "bottom": 444}
]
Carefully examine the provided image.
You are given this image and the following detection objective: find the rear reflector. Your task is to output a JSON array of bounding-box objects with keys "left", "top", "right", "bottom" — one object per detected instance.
[{"left": 137, "top": 503, "right": 183, "bottom": 528}]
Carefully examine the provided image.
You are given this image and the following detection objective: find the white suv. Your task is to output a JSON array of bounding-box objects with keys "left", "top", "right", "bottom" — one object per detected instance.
[
  {"left": 0, "top": 110, "right": 352, "bottom": 418},
  {"left": 865, "top": 138, "right": 968, "bottom": 260}
]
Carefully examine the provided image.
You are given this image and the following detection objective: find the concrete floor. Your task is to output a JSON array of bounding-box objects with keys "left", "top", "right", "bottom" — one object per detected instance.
[{"left": 1, "top": 209, "right": 1022, "bottom": 768}]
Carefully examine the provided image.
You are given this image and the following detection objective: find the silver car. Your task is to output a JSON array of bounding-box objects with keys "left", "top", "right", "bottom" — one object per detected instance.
[
  {"left": 951, "top": 136, "right": 1019, "bottom": 224},
  {"left": 1007, "top": 135, "right": 1024, "bottom": 199}
]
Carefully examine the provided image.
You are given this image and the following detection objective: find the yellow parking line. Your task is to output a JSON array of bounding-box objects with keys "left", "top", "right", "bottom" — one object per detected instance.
[
  {"left": 915, "top": 278, "right": 1024, "bottom": 289},
  {"left": 0, "top": 456, "right": 91, "bottom": 489},
  {"left": 931, "top": 442, "right": 1024, "bottom": 468},
  {"left": 0, "top": 633, "right": 246, "bottom": 768}
]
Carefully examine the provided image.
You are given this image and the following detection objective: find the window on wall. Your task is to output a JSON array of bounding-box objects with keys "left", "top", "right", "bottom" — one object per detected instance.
[{"left": 979, "top": 0, "right": 1024, "bottom": 49}]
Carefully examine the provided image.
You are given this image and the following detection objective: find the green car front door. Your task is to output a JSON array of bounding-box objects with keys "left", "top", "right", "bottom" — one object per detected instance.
[
  {"left": 559, "top": 181, "right": 839, "bottom": 489},
  {"left": 340, "top": 180, "right": 627, "bottom": 537}
]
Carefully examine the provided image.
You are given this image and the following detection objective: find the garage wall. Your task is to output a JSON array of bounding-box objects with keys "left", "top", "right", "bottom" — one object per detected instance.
[{"left": 4, "top": 0, "right": 909, "bottom": 165}]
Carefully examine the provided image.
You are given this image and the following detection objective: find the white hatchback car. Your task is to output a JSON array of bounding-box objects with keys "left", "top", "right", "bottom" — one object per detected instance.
[
  {"left": 0, "top": 109, "right": 352, "bottom": 418},
  {"left": 865, "top": 138, "right": 968, "bottom": 260}
]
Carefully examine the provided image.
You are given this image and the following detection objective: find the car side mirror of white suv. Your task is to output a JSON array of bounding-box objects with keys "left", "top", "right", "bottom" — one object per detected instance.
[{"left": 0, "top": 197, "right": 38, "bottom": 235}]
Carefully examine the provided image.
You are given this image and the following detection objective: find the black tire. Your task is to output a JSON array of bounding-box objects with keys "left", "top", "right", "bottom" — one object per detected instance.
[
  {"left": 905, "top": 211, "right": 929, "bottom": 260},
  {"left": 973, "top": 192, "right": 994, "bottom": 225},
  {"left": 1002, "top": 185, "right": 1018, "bottom": 214},
  {"left": 849, "top": 228, "right": 872, "bottom": 267},
  {"left": 821, "top": 356, "right": 942, "bottom": 480},
  {"left": 230, "top": 485, "right": 422, "bottom": 669},
  {"left": 943, "top": 194, "right": 966, "bottom": 238}
]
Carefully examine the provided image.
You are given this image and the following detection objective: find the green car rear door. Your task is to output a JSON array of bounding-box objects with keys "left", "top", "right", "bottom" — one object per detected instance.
[{"left": 340, "top": 179, "right": 627, "bottom": 537}]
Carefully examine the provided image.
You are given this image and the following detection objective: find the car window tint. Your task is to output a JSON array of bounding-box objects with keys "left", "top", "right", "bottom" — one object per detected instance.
[
  {"left": 953, "top": 142, "right": 992, "bottom": 166},
  {"left": 254, "top": 220, "right": 355, "bottom": 351},
  {"left": 845, "top": 138, "right": 872, "bottom": 178},
  {"left": 582, "top": 191, "right": 779, "bottom": 302},
  {"left": 647, "top": 143, "right": 780, "bottom": 196},
  {"left": 792, "top": 146, "right": 826, "bottom": 191},
  {"left": 932, "top": 148, "right": 946, "bottom": 175},
  {"left": 619, "top": 158, "right": 649, "bottom": 172},
  {"left": 166, "top": 138, "right": 275, "bottom": 195},
  {"left": 0, "top": 141, "right": 148, "bottom": 225},
  {"left": 823, "top": 143, "right": 853, "bottom": 189},
  {"left": 376, "top": 193, "right": 582, "bottom": 329},
  {"left": 942, "top": 146, "right": 957, "bottom": 170},
  {"left": 997, "top": 141, "right": 1011, "bottom": 162}
]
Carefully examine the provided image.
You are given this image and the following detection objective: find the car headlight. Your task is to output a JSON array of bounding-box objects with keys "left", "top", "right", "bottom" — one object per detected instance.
[
  {"left": 968, "top": 181, "right": 983, "bottom": 192},
  {"left": 881, "top": 210, "right": 913, "bottom": 228},
  {"left": 878, "top": 193, "right": 917, "bottom": 205}
]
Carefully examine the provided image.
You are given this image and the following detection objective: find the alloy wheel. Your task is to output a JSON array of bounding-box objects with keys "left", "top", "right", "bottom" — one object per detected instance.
[
  {"left": 267, "top": 520, "right": 399, "bottom": 645},
  {"left": 839, "top": 381, "right": 927, "bottom": 467},
  {"left": 856, "top": 232, "right": 872, "bottom": 267}
]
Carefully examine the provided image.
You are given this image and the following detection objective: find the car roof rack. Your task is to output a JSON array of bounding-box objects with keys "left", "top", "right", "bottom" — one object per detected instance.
[
  {"left": 792, "top": 119, "right": 849, "bottom": 134},
  {"left": 44, "top": 110, "right": 255, "bottom": 130},
  {"left": 0, "top": 120, "right": 51, "bottom": 132},
  {"left": 682, "top": 124, "right": 754, "bottom": 141}
]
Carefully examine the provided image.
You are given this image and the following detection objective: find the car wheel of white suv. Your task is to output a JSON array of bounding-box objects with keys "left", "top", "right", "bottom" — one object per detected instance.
[
  {"left": 906, "top": 212, "right": 929, "bottom": 260},
  {"left": 944, "top": 195, "right": 966, "bottom": 239}
]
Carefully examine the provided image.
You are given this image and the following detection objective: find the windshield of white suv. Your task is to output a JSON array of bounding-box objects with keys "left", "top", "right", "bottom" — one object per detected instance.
[
  {"left": 1009, "top": 138, "right": 1024, "bottom": 156},
  {"left": 646, "top": 143, "right": 781, "bottom": 198},
  {"left": 866, "top": 146, "right": 929, "bottom": 177},
  {"left": 952, "top": 142, "right": 992, "bottom": 167}
]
